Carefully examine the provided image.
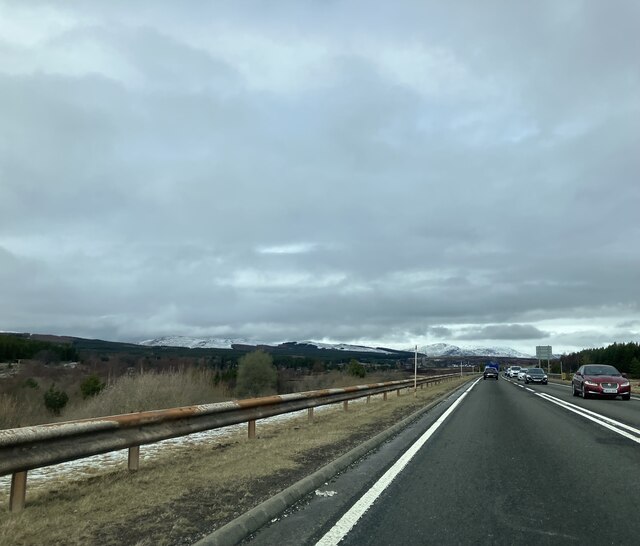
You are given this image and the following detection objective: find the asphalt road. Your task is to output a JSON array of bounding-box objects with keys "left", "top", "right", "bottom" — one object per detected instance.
[{"left": 247, "top": 376, "right": 640, "bottom": 545}]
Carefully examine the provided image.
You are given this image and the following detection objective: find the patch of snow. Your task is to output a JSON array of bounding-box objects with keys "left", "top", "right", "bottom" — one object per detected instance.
[
  {"left": 294, "top": 341, "right": 394, "bottom": 354},
  {"left": 315, "top": 490, "right": 337, "bottom": 497},
  {"left": 139, "top": 336, "right": 254, "bottom": 349}
]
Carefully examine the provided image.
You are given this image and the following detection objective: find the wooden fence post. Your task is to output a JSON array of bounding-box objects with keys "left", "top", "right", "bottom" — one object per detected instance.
[
  {"left": 128, "top": 446, "right": 140, "bottom": 471},
  {"left": 9, "top": 471, "right": 27, "bottom": 513},
  {"left": 248, "top": 420, "right": 256, "bottom": 439}
]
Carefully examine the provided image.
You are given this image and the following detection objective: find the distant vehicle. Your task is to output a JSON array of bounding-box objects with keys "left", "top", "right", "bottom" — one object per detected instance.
[
  {"left": 572, "top": 364, "right": 631, "bottom": 400},
  {"left": 508, "top": 366, "right": 522, "bottom": 378},
  {"left": 504, "top": 367, "right": 511, "bottom": 377},
  {"left": 517, "top": 369, "right": 528, "bottom": 381},
  {"left": 525, "top": 368, "right": 548, "bottom": 384},
  {"left": 483, "top": 366, "right": 499, "bottom": 380}
]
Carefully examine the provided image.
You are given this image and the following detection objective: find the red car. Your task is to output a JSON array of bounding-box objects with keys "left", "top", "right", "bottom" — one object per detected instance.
[{"left": 572, "top": 364, "right": 631, "bottom": 400}]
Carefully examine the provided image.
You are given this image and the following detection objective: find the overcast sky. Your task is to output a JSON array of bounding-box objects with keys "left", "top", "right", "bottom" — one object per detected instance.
[{"left": 1, "top": 1, "right": 638, "bottom": 355}]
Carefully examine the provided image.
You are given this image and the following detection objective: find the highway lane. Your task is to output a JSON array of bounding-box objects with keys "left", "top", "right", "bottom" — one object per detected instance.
[
  {"left": 248, "top": 375, "right": 640, "bottom": 545},
  {"left": 505, "top": 377, "right": 640, "bottom": 431},
  {"left": 318, "top": 377, "right": 640, "bottom": 545}
]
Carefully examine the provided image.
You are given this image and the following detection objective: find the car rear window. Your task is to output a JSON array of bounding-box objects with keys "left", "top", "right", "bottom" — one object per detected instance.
[{"left": 584, "top": 365, "right": 620, "bottom": 376}]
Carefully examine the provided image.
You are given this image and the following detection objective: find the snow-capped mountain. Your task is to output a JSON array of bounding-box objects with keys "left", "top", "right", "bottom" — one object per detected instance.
[
  {"left": 291, "top": 341, "right": 395, "bottom": 355},
  {"left": 138, "top": 337, "right": 533, "bottom": 358},
  {"left": 419, "top": 343, "right": 534, "bottom": 359},
  {"left": 139, "top": 337, "right": 397, "bottom": 354},
  {"left": 139, "top": 336, "right": 254, "bottom": 349}
]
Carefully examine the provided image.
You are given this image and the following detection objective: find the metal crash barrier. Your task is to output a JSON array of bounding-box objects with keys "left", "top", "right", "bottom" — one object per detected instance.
[{"left": 0, "top": 374, "right": 460, "bottom": 512}]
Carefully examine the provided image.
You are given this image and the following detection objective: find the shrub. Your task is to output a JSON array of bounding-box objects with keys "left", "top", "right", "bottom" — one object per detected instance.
[
  {"left": 44, "top": 384, "right": 69, "bottom": 415},
  {"left": 80, "top": 375, "right": 106, "bottom": 399},
  {"left": 236, "top": 350, "right": 277, "bottom": 398},
  {"left": 347, "top": 359, "right": 366, "bottom": 378},
  {"left": 24, "top": 377, "right": 39, "bottom": 389}
]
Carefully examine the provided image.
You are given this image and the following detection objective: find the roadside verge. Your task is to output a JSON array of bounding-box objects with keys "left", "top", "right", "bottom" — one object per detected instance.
[{"left": 196, "top": 377, "right": 475, "bottom": 546}]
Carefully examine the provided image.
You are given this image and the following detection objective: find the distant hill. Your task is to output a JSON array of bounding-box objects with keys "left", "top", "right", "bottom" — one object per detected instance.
[
  {"left": 139, "top": 336, "right": 252, "bottom": 350},
  {"left": 419, "top": 343, "right": 535, "bottom": 359},
  {"left": 139, "top": 336, "right": 534, "bottom": 359}
]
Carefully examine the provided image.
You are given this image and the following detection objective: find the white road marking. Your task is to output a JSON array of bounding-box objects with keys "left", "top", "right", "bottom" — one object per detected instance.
[
  {"left": 315, "top": 379, "right": 481, "bottom": 546},
  {"left": 525, "top": 388, "right": 535, "bottom": 393},
  {"left": 534, "top": 392, "right": 640, "bottom": 444},
  {"left": 545, "top": 381, "right": 640, "bottom": 402}
]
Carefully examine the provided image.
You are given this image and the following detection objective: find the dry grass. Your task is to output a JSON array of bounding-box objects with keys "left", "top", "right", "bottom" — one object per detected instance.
[
  {"left": 0, "top": 377, "right": 469, "bottom": 546},
  {"left": 295, "top": 370, "right": 403, "bottom": 392},
  {"left": 67, "top": 369, "right": 231, "bottom": 420},
  {"left": 0, "top": 394, "right": 19, "bottom": 430},
  {"left": 2, "top": 368, "right": 407, "bottom": 429},
  {"left": 1, "top": 369, "right": 232, "bottom": 428}
]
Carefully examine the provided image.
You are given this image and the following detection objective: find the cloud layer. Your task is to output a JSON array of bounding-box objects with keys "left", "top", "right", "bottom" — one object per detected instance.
[{"left": 1, "top": 1, "right": 639, "bottom": 354}]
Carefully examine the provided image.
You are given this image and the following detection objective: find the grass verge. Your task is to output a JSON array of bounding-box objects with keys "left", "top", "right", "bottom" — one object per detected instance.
[{"left": 0, "top": 376, "right": 470, "bottom": 546}]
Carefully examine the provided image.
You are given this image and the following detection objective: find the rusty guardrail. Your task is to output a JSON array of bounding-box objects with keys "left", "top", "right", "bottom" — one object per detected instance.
[{"left": 1, "top": 374, "right": 460, "bottom": 511}]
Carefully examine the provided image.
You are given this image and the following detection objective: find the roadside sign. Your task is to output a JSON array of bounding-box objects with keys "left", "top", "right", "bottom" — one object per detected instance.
[{"left": 536, "top": 346, "right": 552, "bottom": 359}]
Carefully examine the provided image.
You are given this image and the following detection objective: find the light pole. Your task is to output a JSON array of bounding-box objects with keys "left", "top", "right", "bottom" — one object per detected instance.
[{"left": 414, "top": 345, "right": 418, "bottom": 397}]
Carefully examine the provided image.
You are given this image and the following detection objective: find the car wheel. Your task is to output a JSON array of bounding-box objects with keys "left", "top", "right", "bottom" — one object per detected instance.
[
  {"left": 622, "top": 393, "right": 631, "bottom": 401},
  {"left": 496, "top": 376, "right": 499, "bottom": 380},
  {"left": 581, "top": 384, "right": 589, "bottom": 399},
  {"left": 483, "top": 376, "right": 486, "bottom": 380},
  {"left": 572, "top": 384, "right": 579, "bottom": 396}
]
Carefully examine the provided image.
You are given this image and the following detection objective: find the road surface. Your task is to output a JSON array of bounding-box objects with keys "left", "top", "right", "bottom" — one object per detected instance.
[{"left": 247, "top": 376, "right": 640, "bottom": 545}]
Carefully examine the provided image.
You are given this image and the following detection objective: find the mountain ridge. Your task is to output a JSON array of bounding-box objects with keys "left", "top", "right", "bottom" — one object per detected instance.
[{"left": 139, "top": 336, "right": 536, "bottom": 358}]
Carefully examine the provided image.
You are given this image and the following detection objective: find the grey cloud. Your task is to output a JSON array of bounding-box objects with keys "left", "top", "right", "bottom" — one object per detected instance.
[
  {"left": 454, "top": 324, "right": 549, "bottom": 341},
  {"left": 428, "top": 326, "right": 453, "bottom": 338},
  {"left": 616, "top": 320, "right": 640, "bottom": 329},
  {"left": 0, "top": 2, "right": 638, "bottom": 355}
]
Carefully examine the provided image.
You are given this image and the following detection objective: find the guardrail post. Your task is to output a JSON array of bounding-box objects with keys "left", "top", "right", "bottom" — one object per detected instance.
[
  {"left": 343, "top": 401, "right": 349, "bottom": 412},
  {"left": 248, "top": 419, "right": 256, "bottom": 439},
  {"left": 10, "top": 471, "right": 27, "bottom": 513},
  {"left": 383, "top": 392, "right": 388, "bottom": 401},
  {"left": 128, "top": 446, "right": 140, "bottom": 471},
  {"left": 308, "top": 407, "right": 314, "bottom": 421},
  {"left": 366, "top": 395, "right": 371, "bottom": 404},
  {"left": 396, "top": 389, "right": 401, "bottom": 397}
]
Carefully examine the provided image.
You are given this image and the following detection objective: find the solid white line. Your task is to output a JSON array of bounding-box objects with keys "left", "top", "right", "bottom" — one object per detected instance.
[
  {"left": 536, "top": 392, "right": 640, "bottom": 436},
  {"left": 315, "top": 379, "right": 481, "bottom": 546},
  {"left": 535, "top": 392, "right": 640, "bottom": 444},
  {"left": 525, "top": 388, "right": 535, "bottom": 393},
  {"left": 548, "top": 382, "right": 640, "bottom": 402}
]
